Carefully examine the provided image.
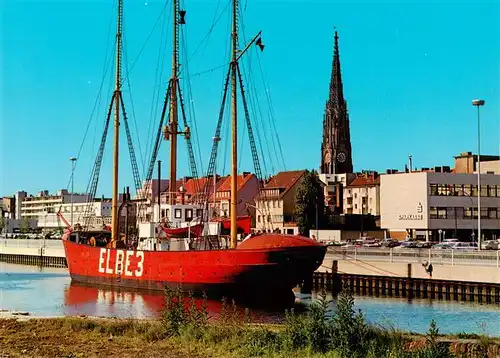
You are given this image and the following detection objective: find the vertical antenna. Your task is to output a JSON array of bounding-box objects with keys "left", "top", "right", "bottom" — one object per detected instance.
[
  {"left": 169, "top": 0, "right": 180, "bottom": 204},
  {"left": 111, "top": 0, "right": 123, "bottom": 242},
  {"left": 230, "top": 0, "right": 239, "bottom": 249}
]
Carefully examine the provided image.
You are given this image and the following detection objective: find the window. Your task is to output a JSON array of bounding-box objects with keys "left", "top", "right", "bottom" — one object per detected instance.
[
  {"left": 480, "top": 208, "right": 488, "bottom": 219},
  {"left": 488, "top": 208, "right": 498, "bottom": 219},
  {"left": 174, "top": 209, "right": 182, "bottom": 218},
  {"left": 487, "top": 185, "right": 497, "bottom": 197},
  {"left": 196, "top": 209, "right": 203, "bottom": 218},
  {"left": 185, "top": 209, "right": 193, "bottom": 220},
  {"left": 463, "top": 185, "right": 472, "bottom": 196},
  {"left": 455, "top": 184, "right": 464, "bottom": 196},
  {"left": 471, "top": 185, "right": 478, "bottom": 196},
  {"left": 497, "top": 185, "right": 500, "bottom": 198},
  {"left": 481, "top": 185, "right": 488, "bottom": 197},
  {"left": 437, "top": 185, "right": 451, "bottom": 196},
  {"left": 429, "top": 207, "right": 447, "bottom": 219},
  {"left": 257, "top": 215, "right": 261, "bottom": 223}
]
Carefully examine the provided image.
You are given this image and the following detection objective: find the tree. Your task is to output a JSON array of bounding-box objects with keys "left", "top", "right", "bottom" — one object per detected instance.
[
  {"left": 20, "top": 216, "right": 30, "bottom": 234},
  {"left": 294, "top": 170, "right": 326, "bottom": 236},
  {"left": 0, "top": 216, "right": 5, "bottom": 233}
]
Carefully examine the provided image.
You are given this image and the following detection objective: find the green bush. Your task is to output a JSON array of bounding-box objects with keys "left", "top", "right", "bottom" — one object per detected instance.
[{"left": 158, "top": 287, "right": 465, "bottom": 358}]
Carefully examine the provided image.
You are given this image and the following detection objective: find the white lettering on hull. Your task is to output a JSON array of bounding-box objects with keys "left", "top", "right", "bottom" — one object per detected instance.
[
  {"left": 97, "top": 248, "right": 144, "bottom": 277},
  {"left": 115, "top": 250, "right": 124, "bottom": 275}
]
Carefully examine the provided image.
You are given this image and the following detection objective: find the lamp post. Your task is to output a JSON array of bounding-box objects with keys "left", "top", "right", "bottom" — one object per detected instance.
[
  {"left": 472, "top": 99, "right": 485, "bottom": 250},
  {"left": 69, "top": 157, "right": 77, "bottom": 228}
]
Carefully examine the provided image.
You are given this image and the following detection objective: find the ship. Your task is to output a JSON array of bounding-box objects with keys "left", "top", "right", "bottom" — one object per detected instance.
[{"left": 62, "top": 0, "right": 326, "bottom": 305}]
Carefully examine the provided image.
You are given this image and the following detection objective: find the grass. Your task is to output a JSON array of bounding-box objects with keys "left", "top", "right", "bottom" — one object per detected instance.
[{"left": 1, "top": 287, "right": 498, "bottom": 358}]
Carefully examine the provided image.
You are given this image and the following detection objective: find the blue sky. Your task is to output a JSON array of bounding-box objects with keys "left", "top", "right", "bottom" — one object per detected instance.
[{"left": 1, "top": 0, "right": 499, "bottom": 197}]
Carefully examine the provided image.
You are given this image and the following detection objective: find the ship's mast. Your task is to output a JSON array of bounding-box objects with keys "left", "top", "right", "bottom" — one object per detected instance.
[
  {"left": 230, "top": 0, "right": 239, "bottom": 249},
  {"left": 168, "top": 0, "right": 180, "bottom": 205},
  {"left": 111, "top": 0, "right": 124, "bottom": 242}
]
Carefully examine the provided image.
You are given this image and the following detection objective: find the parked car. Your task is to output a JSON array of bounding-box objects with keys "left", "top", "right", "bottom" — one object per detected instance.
[
  {"left": 396, "top": 241, "right": 419, "bottom": 249},
  {"left": 452, "top": 242, "right": 477, "bottom": 251},
  {"left": 381, "top": 238, "right": 400, "bottom": 248},
  {"left": 432, "top": 243, "right": 454, "bottom": 250},
  {"left": 484, "top": 240, "right": 499, "bottom": 250}
]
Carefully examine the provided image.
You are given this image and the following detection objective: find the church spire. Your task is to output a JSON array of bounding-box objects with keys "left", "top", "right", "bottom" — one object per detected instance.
[
  {"left": 320, "top": 28, "right": 353, "bottom": 175},
  {"left": 328, "top": 29, "right": 345, "bottom": 109}
]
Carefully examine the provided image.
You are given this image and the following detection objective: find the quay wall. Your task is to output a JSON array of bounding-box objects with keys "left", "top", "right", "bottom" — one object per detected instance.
[
  {"left": 320, "top": 256, "right": 500, "bottom": 284},
  {"left": 0, "top": 239, "right": 66, "bottom": 267}
]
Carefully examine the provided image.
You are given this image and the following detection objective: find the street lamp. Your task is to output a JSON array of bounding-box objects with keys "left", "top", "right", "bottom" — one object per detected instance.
[
  {"left": 69, "top": 157, "right": 77, "bottom": 228},
  {"left": 472, "top": 99, "right": 485, "bottom": 250}
]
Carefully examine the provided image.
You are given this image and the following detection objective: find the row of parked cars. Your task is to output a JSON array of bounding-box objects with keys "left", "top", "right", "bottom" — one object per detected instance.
[{"left": 328, "top": 237, "right": 500, "bottom": 250}]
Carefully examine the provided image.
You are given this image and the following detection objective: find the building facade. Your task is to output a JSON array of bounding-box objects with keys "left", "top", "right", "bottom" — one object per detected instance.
[
  {"left": 2, "top": 196, "right": 16, "bottom": 219},
  {"left": 14, "top": 191, "right": 27, "bottom": 220},
  {"left": 255, "top": 170, "right": 306, "bottom": 234},
  {"left": 320, "top": 30, "right": 353, "bottom": 175},
  {"left": 21, "top": 190, "right": 89, "bottom": 219},
  {"left": 207, "top": 173, "right": 259, "bottom": 218},
  {"left": 344, "top": 172, "right": 380, "bottom": 216},
  {"left": 318, "top": 173, "right": 356, "bottom": 214},
  {"left": 380, "top": 172, "right": 500, "bottom": 242},
  {"left": 454, "top": 152, "right": 500, "bottom": 174}
]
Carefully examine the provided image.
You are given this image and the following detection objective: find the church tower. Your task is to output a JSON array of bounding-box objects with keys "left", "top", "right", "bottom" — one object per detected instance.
[{"left": 320, "top": 30, "right": 353, "bottom": 175}]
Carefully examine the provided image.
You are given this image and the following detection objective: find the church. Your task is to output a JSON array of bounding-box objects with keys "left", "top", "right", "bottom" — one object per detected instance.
[{"left": 320, "top": 30, "right": 353, "bottom": 175}]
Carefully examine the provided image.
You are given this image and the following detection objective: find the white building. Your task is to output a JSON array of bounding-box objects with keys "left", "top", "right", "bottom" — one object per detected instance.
[
  {"left": 255, "top": 170, "right": 306, "bottom": 234},
  {"left": 14, "top": 191, "right": 27, "bottom": 219},
  {"left": 380, "top": 172, "right": 500, "bottom": 242},
  {"left": 21, "top": 189, "right": 89, "bottom": 219},
  {"left": 36, "top": 200, "right": 120, "bottom": 230},
  {"left": 477, "top": 160, "right": 500, "bottom": 175},
  {"left": 344, "top": 173, "right": 380, "bottom": 216}
]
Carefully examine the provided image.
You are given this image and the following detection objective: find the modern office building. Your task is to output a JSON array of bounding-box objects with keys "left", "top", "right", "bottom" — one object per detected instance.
[{"left": 380, "top": 171, "right": 500, "bottom": 241}]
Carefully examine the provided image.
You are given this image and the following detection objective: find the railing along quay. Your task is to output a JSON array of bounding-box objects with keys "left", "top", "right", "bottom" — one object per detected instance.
[
  {"left": 327, "top": 247, "right": 500, "bottom": 267},
  {"left": 309, "top": 261, "right": 500, "bottom": 304}
]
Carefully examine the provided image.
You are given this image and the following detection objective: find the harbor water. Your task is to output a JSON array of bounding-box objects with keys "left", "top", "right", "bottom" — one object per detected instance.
[{"left": 1, "top": 262, "right": 499, "bottom": 336}]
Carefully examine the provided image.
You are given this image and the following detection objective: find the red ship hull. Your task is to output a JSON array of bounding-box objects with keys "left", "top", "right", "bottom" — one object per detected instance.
[{"left": 62, "top": 234, "right": 326, "bottom": 301}]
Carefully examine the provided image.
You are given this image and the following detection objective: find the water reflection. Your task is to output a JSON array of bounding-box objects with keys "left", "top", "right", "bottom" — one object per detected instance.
[
  {"left": 63, "top": 282, "right": 285, "bottom": 323},
  {"left": 1, "top": 263, "right": 499, "bottom": 336}
]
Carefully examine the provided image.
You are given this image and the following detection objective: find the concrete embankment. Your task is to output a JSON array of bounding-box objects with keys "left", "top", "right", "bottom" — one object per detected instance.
[
  {"left": 310, "top": 251, "right": 500, "bottom": 303},
  {"left": 0, "top": 239, "right": 66, "bottom": 267},
  {"left": 320, "top": 254, "right": 500, "bottom": 284}
]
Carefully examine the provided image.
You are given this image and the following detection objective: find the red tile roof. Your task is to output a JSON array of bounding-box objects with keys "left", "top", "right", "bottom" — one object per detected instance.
[
  {"left": 261, "top": 170, "right": 306, "bottom": 199},
  {"left": 182, "top": 177, "right": 210, "bottom": 196},
  {"left": 209, "top": 173, "right": 256, "bottom": 200},
  {"left": 347, "top": 174, "right": 380, "bottom": 187}
]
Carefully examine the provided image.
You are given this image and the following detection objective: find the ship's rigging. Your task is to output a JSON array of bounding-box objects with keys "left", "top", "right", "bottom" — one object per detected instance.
[{"left": 61, "top": 0, "right": 286, "bottom": 236}]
